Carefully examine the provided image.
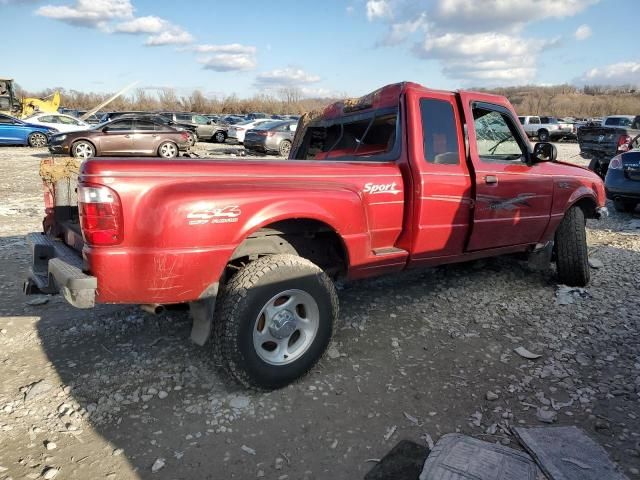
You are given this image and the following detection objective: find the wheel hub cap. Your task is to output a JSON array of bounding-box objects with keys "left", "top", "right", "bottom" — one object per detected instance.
[{"left": 269, "top": 310, "right": 297, "bottom": 339}]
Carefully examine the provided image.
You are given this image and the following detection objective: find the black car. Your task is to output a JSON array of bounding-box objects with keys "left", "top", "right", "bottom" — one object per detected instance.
[{"left": 605, "top": 146, "right": 640, "bottom": 213}]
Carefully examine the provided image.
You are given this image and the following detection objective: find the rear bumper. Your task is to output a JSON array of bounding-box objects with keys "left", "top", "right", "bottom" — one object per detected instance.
[
  {"left": 24, "top": 233, "right": 96, "bottom": 309},
  {"left": 605, "top": 169, "right": 640, "bottom": 200}
]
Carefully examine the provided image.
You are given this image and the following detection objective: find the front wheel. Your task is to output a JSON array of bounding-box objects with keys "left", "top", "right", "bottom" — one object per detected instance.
[
  {"left": 28, "top": 132, "right": 47, "bottom": 148},
  {"left": 214, "top": 254, "right": 338, "bottom": 390},
  {"left": 158, "top": 141, "right": 178, "bottom": 158},
  {"left": 213, "top": 131, "right": 226, "bottom": 143},
  {"left": 555, "top": 207, "right": 590, "bottom": 286},
  {"left": 71, "top": 141, "right": 95, "bottom": 159}
]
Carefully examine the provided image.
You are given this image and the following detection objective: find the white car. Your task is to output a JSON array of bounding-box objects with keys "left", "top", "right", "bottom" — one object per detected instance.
[
  {"left": 228, "top": 119, "right": 276, "bottom": 143},
  {"left": 25, "top": 113, "right": 91, "bottom": 133}
]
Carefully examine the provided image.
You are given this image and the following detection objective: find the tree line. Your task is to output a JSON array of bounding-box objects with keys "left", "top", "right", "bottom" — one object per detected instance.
[{"left": 17, "top": 84, "right": 640, "bottom": 117}]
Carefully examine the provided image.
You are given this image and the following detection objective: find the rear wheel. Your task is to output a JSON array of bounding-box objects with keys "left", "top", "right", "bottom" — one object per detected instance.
[
  {"left": 279, "top": 140, "right": 291, "bottom": 157},
  {"left": 555, "top": 207, "right": 590, "bottom": 286},
  {"left": 613, "top": 199, "right": 638, "bottom": 213},
  {"left": 214, "top": 254, "right": 338, "bottom": 390},
  {"left": 158, "top": 141, "right": 178, "bottom": 158},
  {"left": 213, "top": 131, "right": 226, "bottom": 143},
  {"left": 71, "top": 141, "right": 95, "bottom": 159},
  {"left": 537, "top": 129, "right": 550, "bottom": 142},
  {"left": 28, "top": 132, "right": 47, "bottom": 148}
]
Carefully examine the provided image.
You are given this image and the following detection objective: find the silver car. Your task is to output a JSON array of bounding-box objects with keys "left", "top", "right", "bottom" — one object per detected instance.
[{"left": 243, "top": 121, "right": 297, "bottom": 156}]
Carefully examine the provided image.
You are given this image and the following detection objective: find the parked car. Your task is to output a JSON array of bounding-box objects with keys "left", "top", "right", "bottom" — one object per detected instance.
[
  {"left": 518, "top": 116, "right": 571, "bottom": 141},
  {"left": 25, "top": 113, "right": 91, "bottom": 133},
  {"left": 115, "top": 113, "right": 199, "bottom": 147},
  {"left": 159, "top": 112, "right": 228, "bottom": 143},
  {"left": 0, "top": 113, "right": 57, "bottom": 147},
  {"left": 605, "top": 147, "right": 640, "bottom": 213},
  {"left": 25, "top": 81, "right": 606, "bottom": 390},
  {"left": 578, "top": 115, "right": 640, "bottom": 178},
  {"left": 99, "top": 111, "right": 149, "bottom": 123},
  {"left": 602, "top": 115, "right": 635, "bottom": 127},
  {"left": 48, "top": 117, "right": 190, "bottom": 158},
  {"left": 245, "top": 112, "right": 269, "bottom": 120},
  {"left": 244, "top": 120, "right": 297, "bottom": 156},
  {"left": 222, "top": 115, "right": 244, "bottom": 125},
  {"left": 227, "top": 119, "right": 274, "bottom": 143}
]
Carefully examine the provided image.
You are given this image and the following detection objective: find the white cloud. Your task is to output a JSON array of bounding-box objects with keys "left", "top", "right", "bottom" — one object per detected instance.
[
  {"left": 36, "top": 0, "right": 133, "bottom": 27},
  {"left": 254, "top": 67, "right": 321, "bottom": 90},
  {"left": 145, "top": 29, "right": 193, "bottom": 46},
  {"left": 114, "top": 15, "right": 166, "bottom": 33},
  {"left": 574, "top": 24, "right": 592, "bottom": 41},
  {"left": 578, "top": 61, "right": 640, "bottom": 86},
  {"left": 194, "top": 44, "right": 257, "bottom": 71},
  {"left": 366, "top": 0, "right": 392, "bottom": 20},
  {"left": 365, "top": 0, "right": 599, "bottom": 84}
]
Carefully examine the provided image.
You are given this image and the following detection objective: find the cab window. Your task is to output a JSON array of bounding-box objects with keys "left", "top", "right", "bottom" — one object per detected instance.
[
  {"left": 420, "top": 98, "right": 459, "bottom": 165},
  {"left": 473, "top": 107, "right": 525, "bottom": 163}
]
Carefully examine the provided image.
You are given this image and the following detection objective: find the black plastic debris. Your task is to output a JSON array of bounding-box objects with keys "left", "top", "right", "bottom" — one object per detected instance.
[
  {"left": 364, "top": 440, "right": 430, "bottom": 480},
  {"left": 513, "top": 426, "right": 629, "bottom": 480},
  {"left": 419, "top": 434, "right": 539, "bottom": 480}
]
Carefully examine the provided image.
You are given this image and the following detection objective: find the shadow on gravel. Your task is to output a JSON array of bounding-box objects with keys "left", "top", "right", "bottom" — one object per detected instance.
[{"left": 18, "top": 241, "right": 638, "bottom": 478}]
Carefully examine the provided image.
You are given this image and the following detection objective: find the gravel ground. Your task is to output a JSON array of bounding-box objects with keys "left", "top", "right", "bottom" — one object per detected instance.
[{"left": 0, "top": 141, "right": 639, "bottom": 480}]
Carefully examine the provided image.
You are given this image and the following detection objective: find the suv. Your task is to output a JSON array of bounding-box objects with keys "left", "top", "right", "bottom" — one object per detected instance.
[{"left": 159, "top": 112, "right": 228, "bottom": 143}]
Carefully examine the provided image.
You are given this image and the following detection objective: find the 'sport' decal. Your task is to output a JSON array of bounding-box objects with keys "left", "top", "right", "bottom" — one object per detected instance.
[{"left": 363, "top": 182, "right": 401, "bottom": 195}]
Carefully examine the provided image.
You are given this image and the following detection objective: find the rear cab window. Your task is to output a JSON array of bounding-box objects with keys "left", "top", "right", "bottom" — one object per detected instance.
[
  {"left": 292, "top": 108, "right": 399, "bottom": 161},
  {"left": 420, "top": 98, "right": 460, "bottom": 165}
]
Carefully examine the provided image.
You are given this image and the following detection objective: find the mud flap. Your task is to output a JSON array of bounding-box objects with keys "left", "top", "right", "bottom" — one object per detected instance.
[
  {"left": 527, "top": 241, "right": 553, "bottom": 272},
  {"left": 189, "top": 297, "right": 216, "bottom": 346}
]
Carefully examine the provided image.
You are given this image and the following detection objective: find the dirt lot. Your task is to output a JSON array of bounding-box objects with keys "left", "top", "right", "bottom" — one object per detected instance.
[{"left": 0, "top": 142, "right": 639, "bottom": 480}]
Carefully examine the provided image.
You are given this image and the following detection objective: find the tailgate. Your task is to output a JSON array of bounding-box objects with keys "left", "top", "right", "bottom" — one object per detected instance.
[{"left": 578, "top": 127, "right": 623, "bottom": 157}]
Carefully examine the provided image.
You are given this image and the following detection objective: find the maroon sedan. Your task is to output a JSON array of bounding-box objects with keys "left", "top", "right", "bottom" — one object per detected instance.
[{"left": 48, "top": 117, "right": 191, "bottom": 158}]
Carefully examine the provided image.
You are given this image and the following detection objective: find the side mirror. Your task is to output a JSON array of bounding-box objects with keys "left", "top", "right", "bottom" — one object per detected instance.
[{"left": 532, "top": 142, "right": 556, "bottom": 163}]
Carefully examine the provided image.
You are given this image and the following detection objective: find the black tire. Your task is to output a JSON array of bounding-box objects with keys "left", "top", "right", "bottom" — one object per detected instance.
[
  {"left": 214, "top": 254, "right": 338, "bottom": 390},
  {"left": 71, "top": 140, "right": 95, "bottom": 159},
  {"left": 279, "top": 140, "right": 291, "bottom": 157},
  {"left": 28, "top": 132, "right": 47, "bottom": 148},
  {"left": 588, "top": 158, "right": 607, "bottom": 179},
  {"left": 213, "top": 131, "right": 226, "bottom": 143},
  {"left": 157, "top": 141, "right": 178, "bottom": 158},
  {"left": 555, "top": 207, "right": 590, "bottom": 286},
  {"left": 613, "top": 199, "right": 638, "bottom": 213},
  {"left": 538, "top": 129, "right": 550, "bottom": 142}
]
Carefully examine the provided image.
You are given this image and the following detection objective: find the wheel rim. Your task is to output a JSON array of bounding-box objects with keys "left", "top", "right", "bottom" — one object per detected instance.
[
  {"left": 215, "top": 132, "right": 225, "bottom": 142},
  {"left": 160, "top": 143, "right": 177, "bottom": 157},
  {"left": 252, "top": 289, "right": 319, "bottom": 366},
  {"left": 31, "top": 133, "right": 46, "bottom": 147},
  {"left": 280, "top": 142, "right": 291, "bottom": 156},
  {"left": 74, "top": 142, "right": 93, "bottom": 158}
]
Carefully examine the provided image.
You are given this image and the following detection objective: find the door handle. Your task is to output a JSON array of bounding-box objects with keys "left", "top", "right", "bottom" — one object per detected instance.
[{"left": 485, "top": 175, "right": 498, "bottom": 185}]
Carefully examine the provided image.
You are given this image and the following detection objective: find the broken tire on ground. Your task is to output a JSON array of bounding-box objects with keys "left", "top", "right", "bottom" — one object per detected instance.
[
  {"left": 555, "top": 206, "right": 590, "bottom": 287},
  {"left": 213, "top": 254, "right": 338, "bottom": 390}
]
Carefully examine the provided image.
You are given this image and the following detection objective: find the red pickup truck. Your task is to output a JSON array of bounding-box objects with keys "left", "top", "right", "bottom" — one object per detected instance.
[{"left": 25, "top": 82, "right": 607, "bottom": 389}]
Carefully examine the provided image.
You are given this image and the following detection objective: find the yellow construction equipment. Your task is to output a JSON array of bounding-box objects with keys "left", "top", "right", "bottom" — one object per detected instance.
[{"left": 0, "top": 77, "right": 61, "bottom": 118}]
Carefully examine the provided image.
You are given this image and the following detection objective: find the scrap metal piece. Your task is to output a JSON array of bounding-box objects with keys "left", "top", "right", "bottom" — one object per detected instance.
[
  {"left": 419, "top": 433, "right": 539, "bottom": 480},
  {"left": 513, "top": 426, "right": 629, "bottom": 480}
]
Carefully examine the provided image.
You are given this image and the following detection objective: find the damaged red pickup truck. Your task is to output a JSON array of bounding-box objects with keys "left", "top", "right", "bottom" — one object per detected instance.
[{"left": 25, "top": 82, "right": 607, "bottom": 389}]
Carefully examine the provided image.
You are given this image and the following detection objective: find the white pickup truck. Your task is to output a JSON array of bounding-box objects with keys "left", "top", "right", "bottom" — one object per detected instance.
[{"left": 518, "top": 116, "right": 574, "bottom": 141}]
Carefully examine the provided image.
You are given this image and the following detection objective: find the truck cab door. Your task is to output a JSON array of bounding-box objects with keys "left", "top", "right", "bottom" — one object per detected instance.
[
  {"left": 458, "top": 95, "right": 553, "bottom": 251},
  {"left": 404, "top": 88, "right": 472, "bottom": 265}
]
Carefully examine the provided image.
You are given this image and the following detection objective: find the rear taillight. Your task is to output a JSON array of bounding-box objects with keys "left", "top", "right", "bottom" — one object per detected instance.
[
  {"left": 78, "top": 184, "right": 123, "bottom": 246},
  {"left": 617, "top": 134, "right": 631, "bottom": 152},
  {"left": 609, "top": 155, "right": 623, "bottom": 170}
]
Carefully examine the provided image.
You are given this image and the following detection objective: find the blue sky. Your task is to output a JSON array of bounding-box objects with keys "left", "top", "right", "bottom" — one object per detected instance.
[{"left": 2, "top": 0, "right": 639, "bottom": 99}]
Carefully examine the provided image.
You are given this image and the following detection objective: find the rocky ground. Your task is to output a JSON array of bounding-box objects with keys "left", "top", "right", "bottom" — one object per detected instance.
[{"left": 0, "top": 141, "right": 639, "bottom": 480}]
